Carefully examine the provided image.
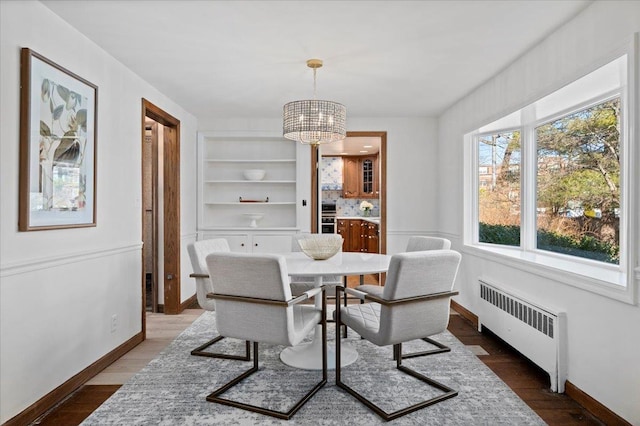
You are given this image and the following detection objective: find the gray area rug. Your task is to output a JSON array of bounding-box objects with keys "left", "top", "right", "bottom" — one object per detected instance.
[{"left": 81, "top": 311, "right": 545, "bottom": 425}]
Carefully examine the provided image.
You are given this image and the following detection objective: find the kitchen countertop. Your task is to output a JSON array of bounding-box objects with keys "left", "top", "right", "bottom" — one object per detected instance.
[{"left": 336, "top": 216, "right": 380, "bottom": 225}]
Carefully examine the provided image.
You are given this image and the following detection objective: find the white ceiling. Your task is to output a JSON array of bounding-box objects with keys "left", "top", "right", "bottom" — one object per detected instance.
[
  {"left": 322, "top": 136, "right": 381, "bottom": 156},
  {"left": 41, "top": 0, "right": 590, "bottom": 121}
]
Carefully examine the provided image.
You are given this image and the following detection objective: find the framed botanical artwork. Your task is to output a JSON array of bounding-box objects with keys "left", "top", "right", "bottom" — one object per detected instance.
[{"left": 19, "top": 48, "right": 97, "bottom": 231}]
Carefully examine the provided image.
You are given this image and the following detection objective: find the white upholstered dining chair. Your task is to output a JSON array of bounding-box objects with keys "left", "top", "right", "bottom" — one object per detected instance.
[
  {"left": 205, "top": 252, "right": 327, "bottom": 420},
  {"left": 355, "top": 236, "right": 451, "bottom": 298},
  {"left": 335, "top": 250, "right": 461, "bottom": 421},
  {"left": 354, "top": 236, "right": 453, "bottom": 358},
  {"left": 186, "top": 239, "right": 250, "bottom": 360}
]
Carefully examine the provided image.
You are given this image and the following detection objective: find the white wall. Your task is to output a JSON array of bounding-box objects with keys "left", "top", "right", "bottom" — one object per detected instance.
[
  {"left": 437, "top": 1, "right": 640, "bottom": 423},
  {"left": 0, "top": 1, "right": 198, "bottom": 422},
  {"left": 198, "top": 116, "right": 439, "bottom": 254},
  {"left": 349, "top": 117, "right": 439, "bottom": 254}
]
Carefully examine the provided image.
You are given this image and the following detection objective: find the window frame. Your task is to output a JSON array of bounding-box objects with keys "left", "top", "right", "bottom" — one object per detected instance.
[
  {"left": 529, "top": 91, "right": 624, "bottom": 266},
  {"left": 463, "top": 41, "right": 637, "bottom": 305},
  {"left": 473, "top": 126, "right": 524, "bottom": 248}
]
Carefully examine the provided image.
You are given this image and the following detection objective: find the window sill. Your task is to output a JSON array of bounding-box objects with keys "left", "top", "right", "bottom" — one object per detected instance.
[{"left": 462, "top": 244, "right": 634, "bottom": 304}]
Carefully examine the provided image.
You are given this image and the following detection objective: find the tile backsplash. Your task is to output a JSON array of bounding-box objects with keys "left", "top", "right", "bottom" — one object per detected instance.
[
  {"left": 321, "top": 157, "right": 343, "bottom": 190},
  {"left": 323, "top": 190, "right": 380, "bottom": 217},
  {"left": 321, "top": 156, "right": 380, "bottom": 217}
]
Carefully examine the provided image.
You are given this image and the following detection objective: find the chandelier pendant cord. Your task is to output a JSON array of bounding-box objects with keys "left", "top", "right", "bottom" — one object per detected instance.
[{"left": 313, "top": 67, "right": 317, "bottom": 100}]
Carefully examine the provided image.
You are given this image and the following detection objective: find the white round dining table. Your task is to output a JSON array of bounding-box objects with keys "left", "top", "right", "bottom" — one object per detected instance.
[{"left": 281, "top": 251, "right": 392, "bottom": 370}]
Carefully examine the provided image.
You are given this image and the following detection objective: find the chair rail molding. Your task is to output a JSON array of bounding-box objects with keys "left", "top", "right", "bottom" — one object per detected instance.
[
  {"left": 0, "top": 242, "right": 143, "bottom": 277},
  {"left": 181, "top": 232, "right": 198, "bottom": 241}
]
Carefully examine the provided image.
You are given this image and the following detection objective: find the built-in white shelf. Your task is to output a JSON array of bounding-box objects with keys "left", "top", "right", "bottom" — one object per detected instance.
[
  {"left": 204, "top": 159, "right": 296, "bottom": 163},
  {"left": 204, "top": 202, "right": 296, "bottom": 205},
  {"left": 204, "top": 180, "right": 296, "bottom": 184},
  {"left": 198, "top": 132, "right": 299, "bottom": 230}
]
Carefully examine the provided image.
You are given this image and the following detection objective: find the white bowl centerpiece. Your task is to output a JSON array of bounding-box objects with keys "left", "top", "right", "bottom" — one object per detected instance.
[{"left": 298, "top": 235, "right": 343, "bottom": 260}]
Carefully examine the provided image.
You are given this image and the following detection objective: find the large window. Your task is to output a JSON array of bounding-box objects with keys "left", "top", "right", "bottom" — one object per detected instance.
[
  {"left": 467, "top": 52, "right": 633, "bottom": 295},
  {"left": 535, "top": 99, "right": 620, "bottom": 264},
  {"left": 478, "top": 131, "right": 521, "bottom": 247}
]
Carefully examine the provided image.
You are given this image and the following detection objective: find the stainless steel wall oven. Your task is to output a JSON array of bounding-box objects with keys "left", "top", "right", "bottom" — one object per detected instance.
[{"left": 321, "top": 202, "right": 337, "bottom": 233}]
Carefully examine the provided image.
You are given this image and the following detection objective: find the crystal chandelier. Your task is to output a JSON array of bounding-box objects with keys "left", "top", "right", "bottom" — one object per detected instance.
[{"left": 283, "top": 59, "right": 346, "bottom": 145}]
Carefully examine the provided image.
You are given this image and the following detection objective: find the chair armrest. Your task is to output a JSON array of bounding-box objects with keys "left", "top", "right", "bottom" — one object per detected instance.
[
  {"left": 189, "top": 273, "right": 209, "bottom": 279},
  {"left": 364, "top": 290, "right": 459, "bottom": 306},
  {"left": 288, "top": 286, "right": 324, "bottom": 306},
  {"left": 209, "top": 293, "right": 290, "bottom": 306},
  {"left": 344, "top": 287, "right": 368, "bottom": 300},
  {"left": 303, "top": 286, "right": 323, "bottom": 299},
  {"left": 334, "top": 285, "right": 366, "bottom": 300},
  {"left": 208, "top": 287, "right": 326, "bottom": 307}
]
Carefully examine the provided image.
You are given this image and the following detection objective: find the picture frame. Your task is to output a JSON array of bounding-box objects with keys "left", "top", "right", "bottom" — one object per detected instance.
[{"left": 19, "top": 48, "right": 97, "bottom": 231}]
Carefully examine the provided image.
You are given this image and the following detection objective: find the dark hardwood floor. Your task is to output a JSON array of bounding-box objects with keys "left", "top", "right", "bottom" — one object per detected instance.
[
  {"left": 32, "top": 385, "right": 120, "bottom": 426},
  {"left": 32, "top": 304, "right": 605, "bottom": 425},
  {"left": 447, "top": 314, "right": 604, "bottom": 425}
]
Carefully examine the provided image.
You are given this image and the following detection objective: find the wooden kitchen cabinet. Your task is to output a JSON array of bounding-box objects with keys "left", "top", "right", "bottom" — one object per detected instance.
[
  {"left": 342, "top": 157, "right": 359, "bottom": 198},
  {"left": 337, "top": 219, "right": 379, "bottom": 253},
  {"left": 364, "top": 221, "right": 379, "bottom": 253},
  {"left": 360, "top": 156, "right": 379, "bottom": 198},
  {"left": 336, "top": 218, "right": 361, "bottom": 252},
  {"left": 342, "top": 155, "right": 379, "bottom": 199},
  {"left": 348, "top": 219, "right": 363, "bottom": 252},
  {"left": 337, "top": 219, "right": 349, "bottom": 251}
]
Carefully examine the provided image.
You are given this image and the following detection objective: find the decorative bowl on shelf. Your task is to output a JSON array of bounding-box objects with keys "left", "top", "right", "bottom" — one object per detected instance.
[
  {"left": 243, "top": 169, "right": 266, "bottom": 181},
  {"left": 298, "top": 235, "right": 343, "bottom": 260},
  {"left": 243, "top": 213, "right": 264, "bottom": 228}
]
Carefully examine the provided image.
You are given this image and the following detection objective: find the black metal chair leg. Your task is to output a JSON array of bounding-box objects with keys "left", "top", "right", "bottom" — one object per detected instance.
[
  {"left": 207, "top": 323, "right": 327, "bottom": 420},
  {"left": 342, "top": 276, "right": 348, "bottom": 338},
  {"left": 336, "top": 298, "right": 457, "bottom": 422},
  {"left": 393, "top": 336, "right": 451, "bottom": 360},
  {"left": 191, "top": 336, "right": 251, "bottom": 361}
]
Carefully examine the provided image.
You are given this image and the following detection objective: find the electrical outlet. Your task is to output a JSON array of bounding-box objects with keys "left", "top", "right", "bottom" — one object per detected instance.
[{"left": 110, "top": 314, "right": 117, "bottom": 333}]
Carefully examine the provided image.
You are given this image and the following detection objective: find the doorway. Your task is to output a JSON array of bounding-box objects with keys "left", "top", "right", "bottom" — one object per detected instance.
[
  {"left": 311, "top": 131, "right": 387, "bottom": 255},
  {"left": 141, "top": 99, "right": 181, "bottom": 336},
  {"left": 143, "top": 120, "right": 159, "bottom": 313}
]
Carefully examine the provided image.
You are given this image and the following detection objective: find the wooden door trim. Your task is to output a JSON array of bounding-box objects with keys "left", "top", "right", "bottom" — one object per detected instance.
[
  {"left": 161, "top": 125, "right": 181, "bottom": 314},
  {"left": 141, "top": 99, "right": 181, "bottom": 326},
  {"left": 311, "top": 131, "right": 387, "bottom": 255}
]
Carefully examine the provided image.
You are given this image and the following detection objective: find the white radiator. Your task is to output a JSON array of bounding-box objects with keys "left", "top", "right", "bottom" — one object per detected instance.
[{"left": 477, "top": 279, "right": 567, "bottom": 392}]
